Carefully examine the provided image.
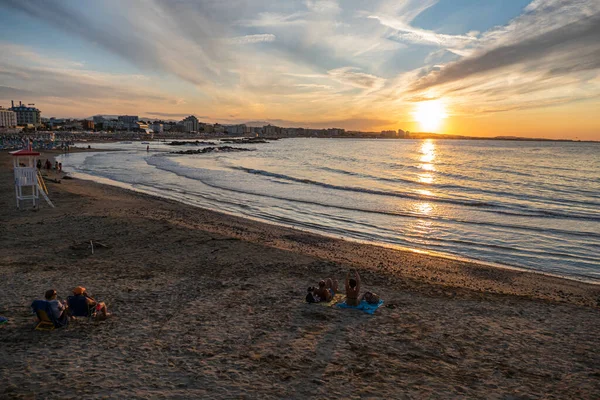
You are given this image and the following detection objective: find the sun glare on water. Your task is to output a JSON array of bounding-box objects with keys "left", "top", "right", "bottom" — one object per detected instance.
[{"left": 414, "top": 100, "right": 447, "bottom": 132}]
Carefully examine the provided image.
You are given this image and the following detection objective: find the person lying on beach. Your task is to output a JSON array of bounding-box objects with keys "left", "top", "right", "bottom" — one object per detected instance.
[
  {"left": 361, "top": 291, "right": 381, "bottom": 305},
  {"left": 45, "top": 289, "right": 69, "bottom": 324},
  {"left": 69, "top": 286, "right": 110, "bottom": 320},
  {"left": 345, "top": 270, "right": 361, "bottom": 306},
  {"left": 306, "top": 278, "right": 338, "bottom": 303}
]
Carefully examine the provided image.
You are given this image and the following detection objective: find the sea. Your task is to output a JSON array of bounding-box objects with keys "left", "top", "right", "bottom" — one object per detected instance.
[{"left": 57, "top": 138, "right": 600, "bottom": 281}]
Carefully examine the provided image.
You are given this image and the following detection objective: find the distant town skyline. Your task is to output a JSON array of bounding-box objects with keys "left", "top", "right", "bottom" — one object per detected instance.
[{"left": 1, "top": 0, "right": 599, "bottom": 140}]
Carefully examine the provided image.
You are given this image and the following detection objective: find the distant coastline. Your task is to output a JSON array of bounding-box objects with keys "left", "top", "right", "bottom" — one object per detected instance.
[
  {"left": 372, "top": 133, "right": 599, "bottom": 143},
  {"left": 1, "top": 129, "right": 597, "bottom": 144}
]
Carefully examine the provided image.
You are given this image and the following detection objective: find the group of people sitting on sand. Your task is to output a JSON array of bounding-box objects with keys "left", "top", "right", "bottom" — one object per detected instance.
[
  {"left": 306, "top": 270, "right": 380, "bottom": 306},
  {"left": 32, "top": 286, "right": 110, "bottom": 327}
]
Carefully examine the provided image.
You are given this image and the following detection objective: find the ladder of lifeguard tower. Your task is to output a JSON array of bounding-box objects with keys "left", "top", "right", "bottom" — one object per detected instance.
[
  {"left": 39, "top": 188, "right": 55, "bottom": 208},
  {"left": 36, "top": 170, "right": 55, "bottom": 208}
]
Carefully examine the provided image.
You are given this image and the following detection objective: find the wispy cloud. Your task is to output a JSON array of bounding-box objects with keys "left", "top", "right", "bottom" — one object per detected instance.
[
  {"left": 327, "top": 67, "right": 385, "bottom": 90},
  {"left": 375, "top": 0, "right": 439, "bottom": 24},
  {"left": 406, "top": 0, "right": 600, "bottom": 108},
  {"left": 411, "top": 15, "right": 600, "bottom": 91},
  {"left": 2, "top": 0, "right": 228, "bottom": 86},
  {"left": 294, "top": 83, "right": 333, "bottom": 90},
  {"left": 242, "top": 12, "right": 308, "bottom": 27},
  {"left": 366, "top": 0, "right": 476, "bottom": 50},
  {"left": 225, "top": 34, "right": 276, "bottom": 45},
  {"left": 305, "top": 0, "right": 341, "bottom": 14},
  {"left": 369, "top": 15, "right": 478, "bottom": 48},
  {"left": 0, "top": 42, "right": 84, "bottom": 69},
  {"left": 0, "top": 45, "right": 187, "bottom": 117}
]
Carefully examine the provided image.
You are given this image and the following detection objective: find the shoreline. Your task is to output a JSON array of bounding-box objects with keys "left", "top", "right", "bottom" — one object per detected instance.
[
  {"left": 2, "top": 150, "right": 600, "bottom": 398},
  {"left": 65, "top": 167, "right": 600, "bottom": 287},
  {"left": 38, "top": 150, "right": 600, "bottom": 307}
]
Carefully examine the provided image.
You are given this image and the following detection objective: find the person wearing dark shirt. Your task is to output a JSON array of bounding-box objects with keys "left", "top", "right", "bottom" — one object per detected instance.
[{"left": 71, "top": 286, "right": 110, "bottom": 320}]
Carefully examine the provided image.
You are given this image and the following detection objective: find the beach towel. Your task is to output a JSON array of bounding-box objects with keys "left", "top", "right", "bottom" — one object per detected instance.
[
  {"left": 305, "top": 293, "right": 346, "bottom": 306},
  {"left": 0, "top": 316, "right": 7, "bottom": 325},
  {"left": 317, "top": 293, "right": 346, "bottom": 307},
  {"left": 337, "top": 299, "right": 384, "bottom": 314}
]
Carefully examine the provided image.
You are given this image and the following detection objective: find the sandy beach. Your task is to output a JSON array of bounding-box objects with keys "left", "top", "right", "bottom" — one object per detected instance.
[{"left": 1, "top": 149, "right": 599, "bottom": 399}]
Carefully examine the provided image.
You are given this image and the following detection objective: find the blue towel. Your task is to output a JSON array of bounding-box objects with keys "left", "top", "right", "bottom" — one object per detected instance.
[
  {"left": 337, "top": 299, "right": 384, "bottom": 314},
  {"left": 0, "top": 316, "right": 7, "bottom": 324}
]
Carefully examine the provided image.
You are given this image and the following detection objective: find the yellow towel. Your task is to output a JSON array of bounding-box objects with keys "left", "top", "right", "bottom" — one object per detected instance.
[{"left": 317, "top": 293, "right": 346, "bottom": 307}]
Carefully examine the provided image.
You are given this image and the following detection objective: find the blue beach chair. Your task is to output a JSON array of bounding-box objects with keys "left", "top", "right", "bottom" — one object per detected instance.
[{"left": 31, "top": 300, "right": 68, "bottom": 330}]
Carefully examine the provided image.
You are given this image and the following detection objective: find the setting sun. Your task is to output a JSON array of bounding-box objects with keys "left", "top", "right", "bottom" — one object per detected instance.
[{"left": 414, "top": 100, "right": 448, "bottom": 132}]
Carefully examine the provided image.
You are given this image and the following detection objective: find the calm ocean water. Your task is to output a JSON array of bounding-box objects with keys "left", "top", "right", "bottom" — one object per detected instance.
[{"left": 58, "top": 139, "right": 600, "bottom": 280}]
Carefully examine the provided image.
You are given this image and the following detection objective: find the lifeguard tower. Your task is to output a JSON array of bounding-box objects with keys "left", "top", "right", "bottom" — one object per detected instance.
[{"left": 10, "top": 147, "right": 53, "bottom": 209}]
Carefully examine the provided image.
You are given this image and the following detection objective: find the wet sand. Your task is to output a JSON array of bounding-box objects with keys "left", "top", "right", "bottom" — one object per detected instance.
[{"left": 1, "top": 150, "right": 599, "bottom": 399}]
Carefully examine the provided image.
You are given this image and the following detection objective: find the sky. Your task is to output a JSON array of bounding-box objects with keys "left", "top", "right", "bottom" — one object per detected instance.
[{"left": 0, "top": 0, "right": 599, "bottom": 140}]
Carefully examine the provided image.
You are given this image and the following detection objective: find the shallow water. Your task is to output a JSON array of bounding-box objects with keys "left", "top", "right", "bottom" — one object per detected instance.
[{"left": 58, "top": 138, "right": 600, "bottom": 279}]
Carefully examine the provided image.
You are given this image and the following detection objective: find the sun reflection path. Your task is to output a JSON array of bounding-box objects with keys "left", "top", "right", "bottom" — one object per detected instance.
[
  {"left": 419, "top": 139, "right": 435, "bottom": 163},
  {"left": 407, "top": 201, "right": 434, "bottom": 238},
  {"left": 419, "top": 139, "right": 436, "bottom": 176},
  {"left": 417, "top": 202, "right": 433, "bottom": 215},
  {"left": 419, "top": 173, "right": 433, "bottom": 184},
  {"left": 420, "top": 140, "right": 435, "bottom": 163},
  {"left": 403, "top": 140, "right": 440, "bottom": 242},
  {"left": 416, "top": 139, "right": 436, "bottom": 222}
]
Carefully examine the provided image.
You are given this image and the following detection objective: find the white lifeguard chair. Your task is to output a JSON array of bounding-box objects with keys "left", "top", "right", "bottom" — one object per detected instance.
[{"left": 10, "top": 148, "right": 42, "bottom": 209}]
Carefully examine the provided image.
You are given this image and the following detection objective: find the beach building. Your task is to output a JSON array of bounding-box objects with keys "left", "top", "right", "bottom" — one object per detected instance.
[
  {"left": 213, "top": 123, "right": 225, "bottom": 134},
  {"left": 226, "top": 124, "right": 249, "bottom": 135},
  {"left": 162, "top": 122, "right": 176, "bottom": 131},
  {"left": 64, "top": 121, "right": 83, "bottom": 131},
  {"left": 262, "top": 124, "right": 282, "bottom": 137},
  {"left": 9, "top": 101, "right": 41, "bottom": 127},
  {"left": 82, "top": 120, "right": 95, "bottom": 130},
  {"left": 100, "top": 119, "right": 122, "bottom": 130},
  {"left": 45, "top": 118, "right": 66, "bottom": 130},
  {"left": 117, "top": 115, "right": 139, "bottom": 130},
  {"left": 182, "top": 115, "right": 199, "bottom": 132},
  {"left": 0, "top": 107, "right": 17, "bottom": 128},
  {"left": 200, "top": 123, "right": 213, "bottom": 133},
  {"left": 327, "top": 128, "right": 345, "bottom": 136},
  {"left": 118, "top": 115, "right": 138, "bottom": 124}
]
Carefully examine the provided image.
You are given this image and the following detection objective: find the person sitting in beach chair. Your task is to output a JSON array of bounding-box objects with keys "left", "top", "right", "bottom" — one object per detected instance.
[
  {"left": 67, "top": 287, "right": 110, "bottom": 320},
  {"left": 345, "top": 270, "right": 361, "bottom": 306},
  {"left": 45, "top": 289, "right": 70, "bottom": 321},
  {"left": 31, "top": 290, "right": 69, "bottom": 330},
  {"left": 306, "top": 278, "right": 338, "bottom": 303}
]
